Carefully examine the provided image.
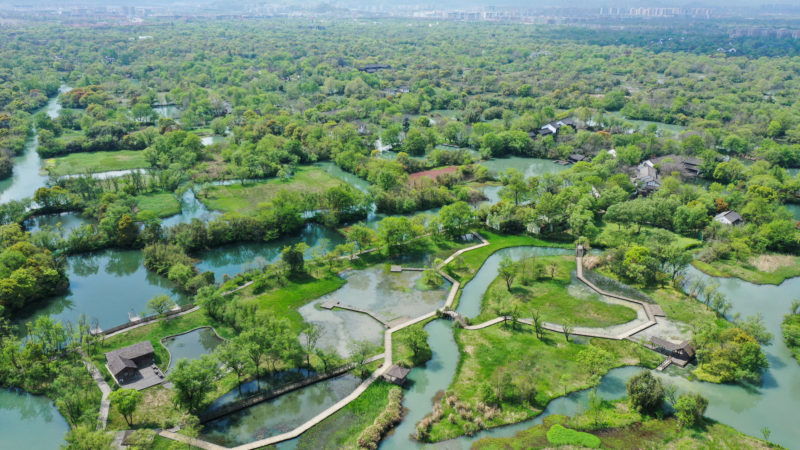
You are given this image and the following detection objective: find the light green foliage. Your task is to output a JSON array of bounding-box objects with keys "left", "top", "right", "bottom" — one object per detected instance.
[
  {"left": 674, "top": 393, "right": 708, "bottom": 428},
  {"left": 167, "top": 354, "right": 219, "bottom": 414},
  {"left": 108, "top": 388, "right": 143, "bottom": 426},
  {"left": 546, "top": 424, "right": 601, "bottom": 448}
]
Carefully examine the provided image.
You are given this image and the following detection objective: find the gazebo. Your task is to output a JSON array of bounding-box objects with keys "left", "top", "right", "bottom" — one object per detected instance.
[{"left": 383, "top": 365, "right": 411, "bottom": 386}]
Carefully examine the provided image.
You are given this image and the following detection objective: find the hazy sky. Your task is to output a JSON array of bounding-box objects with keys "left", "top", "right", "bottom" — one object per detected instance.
[{"left": 15, "top": 0, "right": 800, "bottom": 7}]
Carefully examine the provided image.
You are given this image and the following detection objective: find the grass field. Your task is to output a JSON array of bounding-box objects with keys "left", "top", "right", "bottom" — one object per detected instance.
[
  {"left": 424, "top": 326, "right": 660, "bottom": 442},
  {"left": 91, "top": 310, "right": 234, "bottom": 371},
  {"left": 593, "top": 222, "right": 701, "bottom": 250},
  {"left": 198, "top": 166, "right": 345, "bottom": 214},
  {"left": 692, "top": 255, "right": 800, "bottom": 285},
  {"left": 136, "top": 192, "right": 181, "bottom": 218},
  {"left": 473, "top": 400, "right": 774, "bottom": 450},
  {"left": 475, "top": 255, "right": 638, "bottom": 327},
  {"left": 45, "top": 150, "right": 149, "bottom": 176},
  {"left": 233, "top": 274, "right": 347, "bottom": 332}
]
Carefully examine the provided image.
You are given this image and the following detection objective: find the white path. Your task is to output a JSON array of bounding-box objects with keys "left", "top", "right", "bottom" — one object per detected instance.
[
  {"left": 79, "top": 349, "right": 111, "bottom": 430},
  {"left": 159, "top": 237, "right": 662, "bottom": 449}
]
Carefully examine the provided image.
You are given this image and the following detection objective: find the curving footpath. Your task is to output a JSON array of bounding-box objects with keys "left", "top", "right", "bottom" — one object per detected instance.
[
  {"left": 79, "top": 349, "right": 111, "bottom": 430},
  {"left": 163, "top": 233, "right": 641, "bottom": 449},
  {"left": 459, "top": 247, "right": 659, "bottom": 340},
  {"left": 158, "top": 232, "right": 490, "bottom": 448}
]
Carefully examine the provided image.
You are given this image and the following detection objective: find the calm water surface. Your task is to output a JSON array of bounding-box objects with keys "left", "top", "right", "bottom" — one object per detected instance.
[
  {"left": 0, "top": 87, "right": 69, "bottom": 204},
  {"left": 201, "top": 374, "right": 361, "bottom": 446},
  {"left": 163, "top": 327, "right": 224, "bottom": 370},
  {"left": 15, "top": 249, "right": 187, "bottom": 331},
  {"left": 0, "top": 388, "right": 68, "bottom": 449}
]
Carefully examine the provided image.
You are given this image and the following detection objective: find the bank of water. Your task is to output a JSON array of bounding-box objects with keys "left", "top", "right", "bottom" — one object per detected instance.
[
  {"left": 162, "top": 189, "right": 220, "bottom": 227},
  {"left": 479, "top": 157, "right": 569, "bottom": 179},
  {"left": 456, "top": 246, "right": 574, "bottom": 318},
  {"left": 298, "top": 267, "right": 451, "bottom": 356},
  {"left": 0, "top": 388, "right": 69, "bottom": 449},
  {"left": 201, "top": 135, "right": 226, "bottom": 146},
  {"left": 0, "top": 87, "right": 69, "bottom": 204},
  {"left": 154, "top": 105, "right": 180, "bottom": 120},
  {"left": 200, "top": 373, "right": 362, "bottom": 447},
  {"left": 23, "top": 211, "right": 92, "bottom": 234},
  {"left": 162, "top": 327, "right": 224, "bottom": 371},
  {"left": 786, "top": 203, "right": 800, "bottom": 220},
  {"left": 382, "top": 259, "right": 800, "bottom": 449},
  {"left": 196, "top": 223, "right": 346, "bottom": 281},
  {"left": 15, "top": 249, "right": 188, "bottom": 331}
]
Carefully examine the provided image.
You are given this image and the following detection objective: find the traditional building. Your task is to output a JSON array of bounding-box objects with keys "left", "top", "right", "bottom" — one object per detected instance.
[
  {"left": 383, "top": 365, "right": 411, "bottom": 386},
  {"left": 714, "top": 210, "right": 744, "bottom": 226},
  {"left": 105, "top": 341, "right": 155, "bottom": 383}
]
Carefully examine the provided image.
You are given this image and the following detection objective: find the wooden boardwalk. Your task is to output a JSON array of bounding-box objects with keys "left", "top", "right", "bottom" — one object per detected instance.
[
  {"left": 159, "top": 235, "right": 668, "bottom": 450},
  {"left": 199, "top": 355, "right": 383, "bottom": 424},
  {"left": 331, "top": 303, "right": 391, "bottom": 327}
]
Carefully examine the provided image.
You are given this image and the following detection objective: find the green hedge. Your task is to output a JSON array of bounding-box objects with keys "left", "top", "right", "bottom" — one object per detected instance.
[{"left": 546, "top": 424, "right": 601, "bottom": 448}]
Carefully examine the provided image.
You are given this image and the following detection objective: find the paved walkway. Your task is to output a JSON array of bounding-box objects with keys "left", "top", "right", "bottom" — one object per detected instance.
[
  {"left": 79, "top": 349, "right": 111, "bottom": 430},
  {"left": 159, "top": 235, "right": 661, "bottom": 450},
  {"left": 102, "top": 306, "right": 200, "bottom": 339}
]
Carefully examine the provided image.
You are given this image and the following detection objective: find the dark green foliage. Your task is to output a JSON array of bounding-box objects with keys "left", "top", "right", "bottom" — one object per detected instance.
[{"left": 626, "top": 370, "right": 665, "bottom": 415}]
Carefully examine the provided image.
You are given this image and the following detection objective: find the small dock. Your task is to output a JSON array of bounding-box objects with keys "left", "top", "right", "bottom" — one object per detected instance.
[{"left": 656, "top": 357, "right": 672, "bottom": 371}]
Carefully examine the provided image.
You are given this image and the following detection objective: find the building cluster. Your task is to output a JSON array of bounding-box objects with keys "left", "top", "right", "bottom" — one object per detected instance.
[{"left": 729, "top": 28, "right": 800, "bottom": 39}]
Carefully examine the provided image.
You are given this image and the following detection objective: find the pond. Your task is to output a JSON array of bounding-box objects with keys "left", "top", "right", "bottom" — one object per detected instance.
[
  {"left": 0, "top": 388, "right": 68, "bottom": 449},
  {"left": 786, "top": 203, "right": 800, "bottom": 220},
  {"left": 23, "top": 212, "right": 93, "bottom": 234},
  {"left": 161, "top": 189, "right": 220, "bottom": 228},
  {"left": 313, "top": 162, "right": 371, "bottom": 193},
  {"left": 608, "top": 111, "right": 687, "bottom": 136},
  {"left": 195, "top": 223, "right": 346, "bottom": 281},
  {"left": 154, "top": 105, "right": 180, "bottom": 119},
  {"left": 0, "top": 87, "right": 69, "bottom": 204},
  {"left": 201, "top": 135, "right": 226, "bottom": 146},
  {"left": 479, "top": 156, "right": 569, "bottom": 179},
  {"left": 200, "top": 373, "right": 362, "bottom": 447},
  {"left": 14, "top": 249, "right": 188, "bottom": 332},
  {"left": 298, "top": 267, "right": 451, "bottom": 356},
  {"left": 162, "top": 327, "right": 224, "bottom": 371}
]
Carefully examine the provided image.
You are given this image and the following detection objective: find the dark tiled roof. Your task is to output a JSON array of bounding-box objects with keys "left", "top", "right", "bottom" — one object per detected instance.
[
  {"left": 105, "top": 341, "right": 154, "bottom": 377},
  {"left": 385, "top": 365, "right": 411, "bottom": 380}
]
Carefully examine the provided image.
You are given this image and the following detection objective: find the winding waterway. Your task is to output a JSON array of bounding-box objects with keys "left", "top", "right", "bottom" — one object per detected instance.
[{"left": 0, "top": 86, "right": 69, "bottom": 204}]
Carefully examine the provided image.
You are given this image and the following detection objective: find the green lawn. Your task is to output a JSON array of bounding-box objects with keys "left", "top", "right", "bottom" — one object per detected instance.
[
  {"left": 234, "top": 274, "right": 347, "bottom": 332},
  {"left": 295, "top": 380, "right": 397, "bottom": 449},
  {"left": 198, "top": 166, "right": 345, "bottom": 214},
  {"left": 136, "top": 192, "right": 182, "bottom": 218},
  {"left": 90, "top": 310, "right": 233, "bottom": 371},
  {"left": 593, "top": 222, "right": 701, "bottom": 250},
  {"left": 473, "top": 400, "right": 776, "bottom": 450},
  {"left": 422, "top": 326, "right": 660, "bottom": 442},
  {"left": 44, "top": 150, "right": 149, "bottom": 176},
  {"left": 692, "top": 255, "right": 800, "bottom": 285},
  {"left": 476, "top": 255, "right": 638, "bottom": 327}
]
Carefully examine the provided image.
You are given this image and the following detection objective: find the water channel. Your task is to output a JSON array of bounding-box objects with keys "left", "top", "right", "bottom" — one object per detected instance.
[
  {"left": 5, "top": 99, "right": 798, "bottom": 449},
  {"left": 0, "top": 86, "right": 69, "bottom": 204},
  {"left": 201, "top": 373, "right": 362, "bottom": 446}
]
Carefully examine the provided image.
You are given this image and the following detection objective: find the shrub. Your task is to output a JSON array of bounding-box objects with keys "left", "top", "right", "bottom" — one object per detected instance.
[
  {"left": 546, "top": 424, "right": 601, "bottom": 448},
  {"left": 626, "top": 370, "right": 664, "bottom": 415}
]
